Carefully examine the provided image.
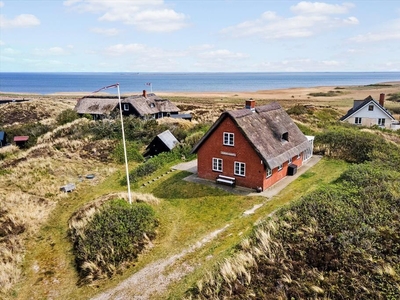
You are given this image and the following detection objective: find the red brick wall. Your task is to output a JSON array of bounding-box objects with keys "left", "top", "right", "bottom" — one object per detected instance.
[{"left": 197, "top": 116, "right": 304, "bottom": 191}]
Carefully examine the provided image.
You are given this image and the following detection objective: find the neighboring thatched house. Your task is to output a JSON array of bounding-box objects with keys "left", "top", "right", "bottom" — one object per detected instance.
[
  {"left": 192, "top": 100, "right": 314, "bottom": 191},
  {"left": 144, "top": 130, "right": 179, "bottom": 157},
  {"left": 340, "top": 94, "right": 400, "bottom": 130},
  {"left": 74, "top": 90, "right": 190, "bottom": 120}
]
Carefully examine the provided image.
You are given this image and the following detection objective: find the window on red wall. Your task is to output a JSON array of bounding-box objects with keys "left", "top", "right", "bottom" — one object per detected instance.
[
  {"left": 234, "top": 161, "right": 245, "bottom": 176},
  {"left": 212, "top": 158, "right": 223, "bottom": 172},
  {"left": 266, "top": 166, "right": 272, "bottom": 178},
  {"left": 223, "top": 132, "right": 234, "bottom": 146}
]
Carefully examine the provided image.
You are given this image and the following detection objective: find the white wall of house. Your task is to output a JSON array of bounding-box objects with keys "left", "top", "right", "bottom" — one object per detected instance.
[{"left": 346, "top": 102, "right": 394, "bottom": 129}]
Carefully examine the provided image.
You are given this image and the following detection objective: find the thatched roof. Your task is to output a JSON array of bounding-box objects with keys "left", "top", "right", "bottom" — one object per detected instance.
[
  {"left": 74, "top": 97, "right": 119, "bottom": 115},
  {"left": 192, "top": 102, "right": 310, "bottom": 169},
  {"left": 74, "top": 93, "right": 180, "bottom": 117},
  {"left": 125, "top": 93, "right": 180, "bottom": 116}
]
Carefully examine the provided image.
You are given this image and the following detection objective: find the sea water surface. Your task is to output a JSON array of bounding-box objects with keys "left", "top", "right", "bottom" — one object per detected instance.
[{"left": 0, "top": 72, "right": 399, "bottom": 95}]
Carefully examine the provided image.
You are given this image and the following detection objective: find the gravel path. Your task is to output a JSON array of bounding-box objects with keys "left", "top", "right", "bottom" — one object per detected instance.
[{"left": 91, "top": 224, "right": 230, "bottom": 300}]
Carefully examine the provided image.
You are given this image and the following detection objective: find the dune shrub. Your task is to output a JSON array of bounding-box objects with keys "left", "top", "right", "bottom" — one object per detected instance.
[
  {"left": 187, "top": 128, "right": 400, "bottom": 300},
  {"left": 56, "top": 108, "right": 79, "bottom": 125},
  {"left": 70, "top": 199, "right": 158, "bottom": 284},
  {"left": 112, "top": 141, "right": 144, "bottom": 164},
  {"left": 188, "top": 161, "right": 400, "bottom": 300}
]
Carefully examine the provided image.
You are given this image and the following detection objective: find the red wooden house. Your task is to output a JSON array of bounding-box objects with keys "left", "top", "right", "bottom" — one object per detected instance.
[{"left": 191, "top": 101, "right": 313, "bottom": 191}]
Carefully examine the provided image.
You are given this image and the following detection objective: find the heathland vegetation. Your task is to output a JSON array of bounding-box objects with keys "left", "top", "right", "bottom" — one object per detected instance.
[{"left": 0, "top": 83, "right": 400, "bottom": 299}]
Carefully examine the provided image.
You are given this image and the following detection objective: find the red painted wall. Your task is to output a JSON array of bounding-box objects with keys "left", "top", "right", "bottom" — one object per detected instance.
[{"left": 197, "top": 116, "right": 304, "bottom": 191}]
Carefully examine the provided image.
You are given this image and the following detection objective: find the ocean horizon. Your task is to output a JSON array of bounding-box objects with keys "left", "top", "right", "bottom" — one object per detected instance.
[{"left": 1, "top": 72, "right": 399, "bottom": 95}]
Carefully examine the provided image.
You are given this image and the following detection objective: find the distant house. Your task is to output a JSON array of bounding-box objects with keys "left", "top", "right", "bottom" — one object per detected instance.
[
  {"left": 192, "top": 100, "right": 314, "bottom": 191},
  {"left": 74, "top": 90, "right": 191, "bottom": 120},
  {"left": 144, "top": 130, "right": 179, "bottom": 157},
  {"left": 14, "top": 136, "right": 29, "bottom": 148},
  {"left": 340, "top": 94, "right": 400, "bottom": 130},
  {"left": 0, "top": 131, "right": 7, "bottom": 147}
]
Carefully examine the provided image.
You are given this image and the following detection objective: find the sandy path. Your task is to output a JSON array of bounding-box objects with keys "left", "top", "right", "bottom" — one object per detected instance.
[{"left": 91, "top": 224, "right": 230, "bottom": 300}]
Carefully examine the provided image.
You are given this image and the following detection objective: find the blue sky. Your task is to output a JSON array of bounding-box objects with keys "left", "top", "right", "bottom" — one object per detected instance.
[{"left": 1, "top": 0, "right": 400, "bottom": 72}]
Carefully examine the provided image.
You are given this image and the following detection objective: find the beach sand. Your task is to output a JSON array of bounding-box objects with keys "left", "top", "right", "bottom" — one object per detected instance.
[{"left": 1, "top": 81, "right": 399, "bottom": 120}]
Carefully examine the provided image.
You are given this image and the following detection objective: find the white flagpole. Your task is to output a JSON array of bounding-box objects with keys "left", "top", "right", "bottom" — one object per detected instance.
[{"left": 117, "top": 84, "right": 132, "bottom": 205}]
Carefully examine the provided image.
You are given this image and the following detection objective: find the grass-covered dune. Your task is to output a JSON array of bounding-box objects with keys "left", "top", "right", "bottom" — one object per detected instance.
[
  {"left": 0, "top": 82, "right": 400, "bottom": 299},
  {"left": 187, "top": 130, "right": 400, "bottom": 300}
]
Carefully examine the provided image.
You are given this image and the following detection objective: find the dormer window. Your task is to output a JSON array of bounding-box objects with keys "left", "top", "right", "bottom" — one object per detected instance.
[
  {"left": 123, "top": 103, "right": 129, "bottom": 111},
  {"left": 149, "top": 103, "right": 155, "bottom": 108},
  {"left": 282, "top": 132, "right": 289, "bottom": 142}
]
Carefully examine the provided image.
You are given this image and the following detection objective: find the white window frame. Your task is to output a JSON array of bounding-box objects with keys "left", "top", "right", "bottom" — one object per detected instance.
[
  {"left": 378, "top": 118, "right": 385, "bottom": 126},
  {"left": 355, "top": 117, "right": 362, "bottom": 125},
  {"left": 212, "top": 158, "right": 223, "bottom": 172},
  {"left": 297, "top": 153, "right": 301, "bottom": 159},
  {"left": 223, "top": 132, "right": 234, "bottom": 146},
  {"left": 123, "top": 103, "right": 130, "bottom": 111},
  {"left": 288, "top": 157, "right": 292, "bottom": 164},
  {"left": 234, "top": 161, "right": 245, "bottom": 176},
  {"left": 368, "top": 105, "right": 374, "bottom": 111},
  {"left": 278, "top": 164, "right": 283, "bottom": 171},
  {"left": 266, "top": 166, "right": 272, "bottom": 178}
]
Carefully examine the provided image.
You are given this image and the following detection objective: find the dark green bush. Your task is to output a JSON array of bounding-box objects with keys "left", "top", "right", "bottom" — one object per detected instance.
[
  {"left": 5, "top": 122, "right": 53, "bottom": 148},
  {"left": 124, "top": 143, "right": 195, "bottom": 185},
  {"left": 71, "top": 199, "right": 158, "bottom": 283},
  {"left": 314, "top": 127, "right": 382, "bottom": 163},
  {"left": 308, "top": 90, "right": 343, "bottom": 97},
  {"left": 286, "top": 105, "right": 310, "bottom": 115},
  {"left": 112, "top": 141, "right": 144, "bottom": 164},
  {"left": 56, "top": 108, "right": 79, "bottom": 125}
]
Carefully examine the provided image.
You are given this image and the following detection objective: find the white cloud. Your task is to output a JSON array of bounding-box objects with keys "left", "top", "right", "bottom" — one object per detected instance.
[
  {"left": 104, "top": 43, "right": 185, "bottom": 59},
  {"left": 105, "top": 43, "right": 147, "bottom": 55},
  {"left": 0, "top": 14, "right": 40, "bottom": 28},
  {"left": 290, "top": 2, "right": 354, "bottom": 15},
  {"left": 124, "top": 9, "right": 187, "bottom": 32},
  {"left": 198, "top": 49, "right": 248, "bottom": 59},
  {"left": 2, "top": 47, "right": 20, "bottom": 55},
  {"left": 188, "top": 44, "right": 214, "bottom": 51},
  {"left": 0, "top": 2, "right": 4, "bottom": 8},
  {"left": 0, "top": 40, "right": 4, "bottom": 45},
  {"left": 220, "top": 1, "right": 358, "bottom": 39},
  {"left": 348, "top": 18, "right": 400, "bottom": 42},
  {"left": 33, "top": 47, "right": 71, "bottom": 56},
  {"left": 350, "top": 32, "right": 400, "bottom": 42},
  {"left": 322, "top": 60, "right": 341, "bottom": 66},
  {"left": 64, "top": 0, "right": 188, "bottom": 32},
  {"left": 90, "top": 27, "right": 120, "bottom": 36}
]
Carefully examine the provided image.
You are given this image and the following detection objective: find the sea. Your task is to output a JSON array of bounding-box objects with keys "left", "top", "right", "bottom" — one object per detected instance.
[{"left": 0, "top": 72, "right": 399, "bottom": 95}]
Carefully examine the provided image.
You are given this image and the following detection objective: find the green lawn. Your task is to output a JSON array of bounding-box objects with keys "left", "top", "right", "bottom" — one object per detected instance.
[{"left": 9, "top": 158, "right": 348, "bottom": 300}]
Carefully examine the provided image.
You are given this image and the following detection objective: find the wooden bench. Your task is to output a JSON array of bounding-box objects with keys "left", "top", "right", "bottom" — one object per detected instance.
[
  {"left": 216, "top": 175, "right": 236, "bottom": 187},
  {"left": 60, "top": 183, "right": 76, "bottom": 193}
]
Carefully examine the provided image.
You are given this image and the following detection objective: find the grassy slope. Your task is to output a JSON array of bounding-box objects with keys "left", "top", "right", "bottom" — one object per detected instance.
[
  {"left": 2, "top": 83, "right": 399, "bottom": 299},
  {"left": 9, "top": 158, "right": 347, "bottom": 300}
]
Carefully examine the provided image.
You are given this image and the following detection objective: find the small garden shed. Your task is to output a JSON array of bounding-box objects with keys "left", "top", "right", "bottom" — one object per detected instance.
[{"left": 145, "top": 130, "right": 179, "bottom": 157}]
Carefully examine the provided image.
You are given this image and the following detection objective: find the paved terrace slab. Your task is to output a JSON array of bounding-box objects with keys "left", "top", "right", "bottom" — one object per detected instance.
[{"left": 172, "top": 155, "right": 323, "bottom": 199}]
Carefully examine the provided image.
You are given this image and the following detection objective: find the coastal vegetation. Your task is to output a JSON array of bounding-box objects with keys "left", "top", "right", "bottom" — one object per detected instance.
[
  {"left": 186, "top": 127, "right": 400, "bottom": 300},
  {"left": 69, "top": 198, "right": 158, "bottom": 284},
  {"left": 1, "top": 83, "right": 400, "bottom": 299},
  {"left": 307, "top": 90, "right": 344, "bottom": 97}
]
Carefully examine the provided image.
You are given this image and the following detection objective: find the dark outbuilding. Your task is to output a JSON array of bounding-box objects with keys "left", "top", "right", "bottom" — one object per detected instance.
[
  {"left": 0, "top": 131, "right": 7, "bottom": 147},
  {"left": 145, "top": 130, "right": 179, "bottom": 157}
]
